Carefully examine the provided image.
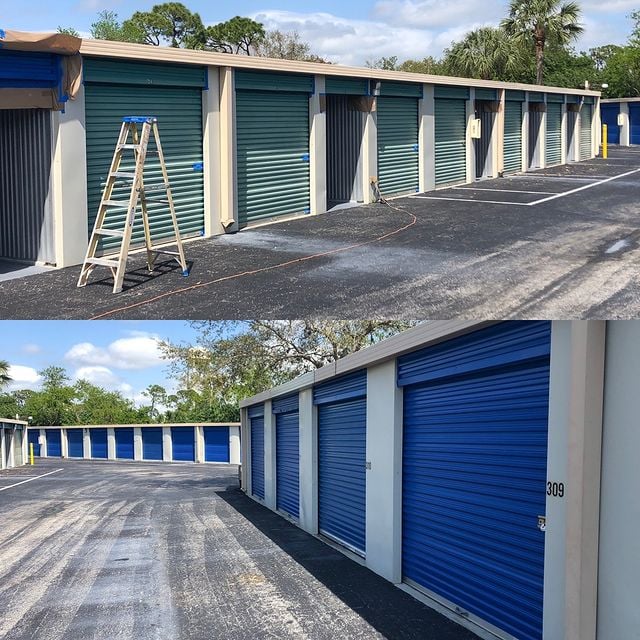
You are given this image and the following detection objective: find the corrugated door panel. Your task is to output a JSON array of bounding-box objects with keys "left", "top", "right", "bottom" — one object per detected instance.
[
  {"left": 401, "top": 323, "right": 550, "bottom": 640},
  {"left": 504, "top": 101, "right": 523, "bottom": 174},
  {"left": 314, "top": 370, "right": 367, "bottom": 405},
  {"left": 115, "top": 428, "right": 134, "bottom": 459},
  {"left": 318, "top": 397, "right": 366, "bottom": 554},
  {"left": 45, "top": 429, "right": 61, "bottom": 457},
  {"left": 91, "top": 428, "right": 108, "bottom": 459},
  {"left": 0, "top": 109, "right": 54, "bottom": 263},
  {"left": 276, "top": 411, "right": 299, "bottom": 518},
  {"left": 251, "top": 416, "right": 265, "bottom": 499},
  {"left": 28, "top": 430, "right": 41, "bottom": 457},
  {"left": 545, "top": 103, "right": 563, "bottom": 166},
  {"left": 67, "top": 430, "right": 83, "bottom": 458},
  {"left": 142, "top": 428, "right": 163, "bottom": 461},
  {"left": 630, "top": 104, "right": 640, "bottom": 145},
  {"left": 204, "top": 427, "right": 230, "bottom": 462},
  {"left": 84, "top": 84, "right": 204, "bottom": 252},
  {"left": 600, "top": 104, "right": 620, "bottom": 145},
  {"left": 435, "top": 99, "right": 467, "bottom": 186},
  {"left": 171, "top": 427, "right": 195, "bottom": 462},
  {"left": 377, "top": 97, "right": 419, "bottom": 196},
  {"left": 236, "top": 90, "right": 310, "bottom": 225},
  {"left": 580, "top": 105, "right": 592, "bottom": 159}
]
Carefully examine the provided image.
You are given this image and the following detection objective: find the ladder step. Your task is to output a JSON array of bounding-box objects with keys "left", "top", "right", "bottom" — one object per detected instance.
[
  {"left": 143, "top": 198, "right": 170, "bottom": 205},
  {"left": 85, "top": 257, "right": 120, "bottom": 268},
  {"left": 119, "top": 144, "right": 142, "bottom": 150},
  {"left": 154, "top": 250, "right": 181, "bottom": 257},
  {"left": 103, "top": 200, "right": 131, "bottom": 208},
  {"left": 111, "top": 171, "right": 137, "bottom": 179},
  {"left": 94, "top": 229, "right": 125, "bottom": 238},
  {"left": 141, "top": 184, "right": 169, "bottom": 192}
]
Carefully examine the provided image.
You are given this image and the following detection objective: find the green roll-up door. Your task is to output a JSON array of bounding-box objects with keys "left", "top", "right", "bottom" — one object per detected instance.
[
  {"left": 546, "top": 102, "right": 562, "bottom": 166},
  {"left": 504, "top": 101, "right": 523, "bottom": 174},
  {"left": 580, "top": 104, "right": 592, "bottom": 160},
  {"left": 84, "top": 61, "right": 205, "bottom": 252},
  {"left": 236, "top": 90, "right": 310, "bottom": 225},
  {"left": 376, "top": 97, "right": 419, "bottom": 195},
  {"left": 435, "top": 98, "right": 467, "bottom": 186}
]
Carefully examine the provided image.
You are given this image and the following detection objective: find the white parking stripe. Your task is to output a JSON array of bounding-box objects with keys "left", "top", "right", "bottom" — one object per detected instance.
[
  {"left": 409, "top": 195, "right": 529, "bottom": 206},
  {"left": 454, "top": 186, "right": 557, "bottom": 195},
  {"left": 0, "top": 468, "right": 63, "bottom": 492}
]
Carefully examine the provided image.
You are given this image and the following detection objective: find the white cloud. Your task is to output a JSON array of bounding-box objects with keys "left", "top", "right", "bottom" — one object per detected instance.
[
  {"left": 22, "top": 343, "right": 42, "bottom": 354},
  {"left": 74, "top": 365, "right": 121, "bottom": 388},
  {"left": 65, "top": 335, "right": 164, "bottom": 371},
  {"left": 6, "top": 365, "right": 42, "bottom": 391}
]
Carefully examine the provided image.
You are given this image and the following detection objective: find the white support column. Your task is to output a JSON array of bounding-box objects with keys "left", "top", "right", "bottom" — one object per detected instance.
[
  {"left": 195, "top": 425, "right": 205, "bottom": 463},
  {"left": 162, "top": 427, "right": 172, "bottom": 462},
  {"left": 465, "top": 87, "right": 476, "bottom": 183},
  {"left": 419, "top": 84, "right": 435, "bottom": 193},
  {"left": 240, "top": 409, "right": 249, "bottom": 491},
  {"left": 495, "top": 89, "right": 506, "bottom": 176},
  {"left": 619, "top": 103, "right": 630, "bottom": 146},
  {"left": 61, "top": 428, "right": 69, "bottom": 458},
  {"left": 543, "top": 321, "right": 606, "bottom": 640},
  {"left": 51, "top": 84, "right": 88, "bottom": 268},
  {"left": 134, "top": 427, "right": 143, "bottom": 461},
  {"left": 310, "top": 75, "right": 327, "bottom": 215},
  {"left": 593, "top": 98, "right": 601, "bottom": 158},
  {"left": 40, "top": 429, "right": 48, "bottom": 458},
  {"left": 540, "top": 95, "right": 548, "bottom": 168},
  {"left": 264, "top": 401, "right": 276, "bottom": 510},
  {"left": 561, "top": 100, "right": 568, "bottom": 165},
  {"left": 365, "top": 361, "right": 403, "bottom": 583},
  {"left": 229, "top": 426, "right": 241, "bottom": 465},
  {"left": 107, "top": 428, "right": 116, "bottom": 460},
  {"left": 362, "top": 101, "right": 378, "bottom": 204},
  {"left": 219, "top": 66, "right": 237, "bottom": 231},
  {"left": 83, "top": 428, "right": 91, "bottom": 459},
  {"left": 298, "top": 388, "right": 318, "bottom": 534},
  {"left": 522, "top": 95, "right": 530, "bottom": 171},
  {"left": 0, "top": 430, "right": 6, "bottom": 470},
  {"left": 203, "top": 66, "right": 222, "bottom": 236}
]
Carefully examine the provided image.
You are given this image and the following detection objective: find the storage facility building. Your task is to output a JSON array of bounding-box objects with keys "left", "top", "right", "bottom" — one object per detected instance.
[
  {"left": 240, "top": 320, "right": 639, "bottom": 640},
  {"left": 0, "top": 31, "right": 600, "bottom": 269},
  {"left": 0, "top": 419, "right": 28, "bottom": 469},
  {"left": 31, "top": 423, "right": 241, "bottom": 464},
  {"left": 600, "top": 98, "right": 640, "bottom": 146}
]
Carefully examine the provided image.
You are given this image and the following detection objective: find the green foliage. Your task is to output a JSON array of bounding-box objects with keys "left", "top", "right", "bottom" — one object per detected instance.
[
  {"left": 543, "top": 44, "right": 598, "bottom": 89},
  {"left": 255, "top": 30, "right": 326, "bottom": 62},
  {"left": 57, "top": 26, "right": 80, "bottom": 37},
  {"left": 0, "top": 360, "right": 11, "bottom": 390},
  {"left": 202, "top": 16, "right": 265, "bottom": 55},
  {"left": 398, "top": 57, "right": 444, "bottom": 75},
  {"left": 600, "top": 46, "right": 640, "bottom": 97},
  {"left": 123, "top": 2, "right": 204, "bottom": 48},
  {"left": 90, "top": 10, "right": 145, "bottom": 43},
  {"left": 366, "top": 56, "right": 399, "bottom": 70}
]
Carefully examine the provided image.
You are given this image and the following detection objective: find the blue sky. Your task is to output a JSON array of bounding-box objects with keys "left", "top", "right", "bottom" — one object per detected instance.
[
  {"left": 1, "top": 1, "right": 636, "bottom": 66},
  {"left": 1, "top": 320, "right": 198, "bottom": 404}
]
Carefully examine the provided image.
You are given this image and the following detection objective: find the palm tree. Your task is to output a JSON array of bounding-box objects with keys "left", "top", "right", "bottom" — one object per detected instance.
[
  {"left": 502, "top": 0, "right": 584, "bottom": 85},
  {"left": 0, "top": 360, "right": 11, "bottom": 390}
]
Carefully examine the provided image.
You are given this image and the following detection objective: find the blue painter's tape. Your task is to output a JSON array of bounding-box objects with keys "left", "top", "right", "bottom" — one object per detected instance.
[
  {"left": 122, "top": 116, "right": 157, "bottom": 123},
  {"left": 192, "top": 162, "right": 204, "bottom": 171},
  {"left": 301, "top": 153, "right": 310, "bottom": 162},
  {"left": 304, "top": 208, "right": 311, "bottom": 214},
  {"left": 413, "top": 143, "right": 419, "bottom": 152}
]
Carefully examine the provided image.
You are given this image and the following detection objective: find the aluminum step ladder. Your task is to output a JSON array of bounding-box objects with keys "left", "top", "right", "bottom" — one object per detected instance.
[{"left": 77, "top": 116, "right": 190, "bottom": 294}]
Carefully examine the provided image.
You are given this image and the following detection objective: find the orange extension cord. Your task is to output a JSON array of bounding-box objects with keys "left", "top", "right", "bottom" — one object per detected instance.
[{"left": 89, "top": 200, "right": 417, "bottom": 320}]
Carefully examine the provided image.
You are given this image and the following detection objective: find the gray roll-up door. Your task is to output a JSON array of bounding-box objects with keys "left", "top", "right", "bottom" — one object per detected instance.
[
  {"left": 528, "top": 109, "right": 543, "bottom": 169},
  {"left": 0, "top": 109, "right": 55, "bottom": 263},
  {"left": 236, "top": 90, "right": 310, "bottom": 225},
  {"left": 83, "top": 58, "right": 206, "bottom": 253},
  {"left": 504, "top": 101, "right": 523, "bottom": 174},
  {"left": 546, "top": 103, "right": 562, "bottom": 166},
  {"left": 435, "top": 99, "right": 467, "bottom": 186},
  {"left": 566, "top": 110, "right": 577, "bottom": 161},
  {"left": 580, "top": 105, "right": 593, "bottom": 159},
  {"left": 376, "top": 97, "right": 419, "bottom": 195}
]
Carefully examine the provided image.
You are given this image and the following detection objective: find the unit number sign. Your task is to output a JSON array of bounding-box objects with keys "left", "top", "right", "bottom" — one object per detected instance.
[{"left": 546, "top": 482, "right": 565, "bottom": 498}]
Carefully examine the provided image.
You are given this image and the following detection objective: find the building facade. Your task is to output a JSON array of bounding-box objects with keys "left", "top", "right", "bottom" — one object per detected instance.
[
  {"left": 240, "top": 320, "right": 639, "bottom": 640},
  {"left": 0, "top": 419, "right": 28, "bottom": 469},
  {"left": 30, "top": 423, "right": 241, "bottom": 464},
  {"left": 1, "top": 38, "right": 601, "bottom": 268},
  {"left": 600, "top": 98, "right": 640, "bottom": 146}
]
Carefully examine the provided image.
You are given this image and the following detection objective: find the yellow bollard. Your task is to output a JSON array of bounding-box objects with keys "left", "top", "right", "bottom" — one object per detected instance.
[
  {"left": 603, "top": 124, "right": 608, "bottom": 159},
  {"left": 30, "top": 442, "right": 34, "bottom": 466}
]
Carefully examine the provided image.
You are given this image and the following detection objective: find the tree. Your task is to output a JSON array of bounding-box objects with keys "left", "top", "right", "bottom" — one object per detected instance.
[
  {"left": 90, "top": 10, "right": 145, "bottom": 43},
  {"left": 123, "top": 2, "right": 204, "bottom": 48},
  {"left": 27, "top": 366, "right": 75, "bottom": 426},
  {"left": 398, "top": 57, "right": 444, "bottom": 75},
  {"left": 502, "top": 0, "right": 584, "bottom": 85},
  {"left": 255, "top": 30, "right": 325, "bottom": 62},
  {"left": 203, "top": 16, "right": 265, "bottom": 55},
  {"left": 57, "top": 26, "right": 80, "bottom": 37},
  {"left": 631, "top": 9, "right": 640, "bottom": 46},
  {"left": 600, "top": 46, "right": 640, "bottom": 97},
  {"left": 0, "top": 360, "right": 11, "bottom": 390},
  {"left": 142, "top": 384, "right": 168, "bottom": 422},
  {"left": 366, "top": 56, "right": 399, "bottom": 70}
]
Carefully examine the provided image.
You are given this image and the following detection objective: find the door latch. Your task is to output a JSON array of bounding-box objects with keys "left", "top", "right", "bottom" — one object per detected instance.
[{"left": 537, "top": 515, "right": 547, "bottom": 532}]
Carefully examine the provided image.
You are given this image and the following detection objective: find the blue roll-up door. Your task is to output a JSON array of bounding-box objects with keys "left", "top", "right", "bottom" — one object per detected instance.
[
  {"left": 91, "top": 428, "right": 108, "bottom": 459},
  {"left": 274, "top": 394, "right": 299, "bottom": 519},
  {"left": 399, "top": 321, "right": 550, "bottom": 640},
  {"left": 250, "top": 415, "right": 265, "bottom": 499},
  {"left": 630, "top": 104, "right": 640, "bottom": 145},
  {"left": 67, "top": 430, "right": 84, "bottom": 458},
  {"left": 115, "top": 428, "right": 134, "bottom": 460},
  {"left": 171, "top": 427, "right": 195, "bottom": 462},
  {"left": 45, "top": 429, "right": 61, "bottom": 457},
  {"left": 27, "top": 430, "right": 41, "bottom": 457},
  {"left": 315, "top": 371, "right": 367, "bottom": 555},
  {"left": 142, "top": 427, "right": 163, "bottom": 461},
  {"left": 601, "top": 104, "right": 620, "bottom": 145},
  {"left": 204, "top": 427, "right": 230, "bottom": 462}
]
